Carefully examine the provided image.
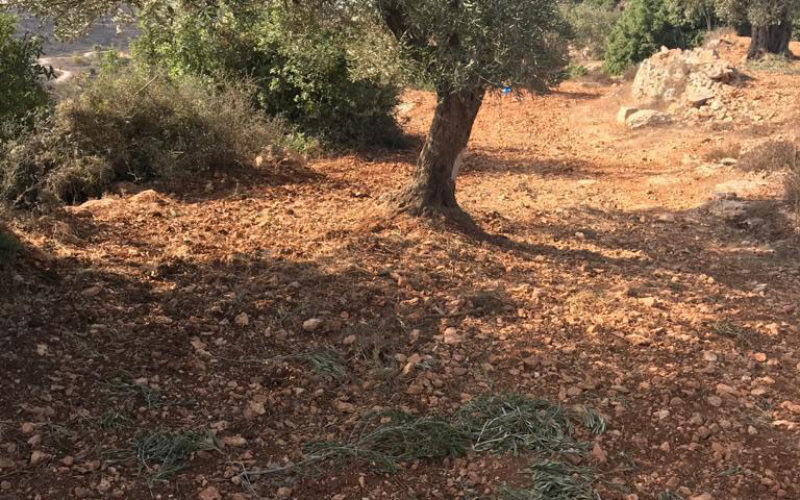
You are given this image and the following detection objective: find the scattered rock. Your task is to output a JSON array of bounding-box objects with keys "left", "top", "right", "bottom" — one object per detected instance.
[
  {"left": 199, "top": 486, "right": 222, "bottom": 500},
  {"left": 617, "top": 106, "right": 640, "bottom": 125},
  {"left": 590, "top": 443, "right": 608, "bottom": 463},
  {"left": 334, "top": 400, "right": 356, "bottom": 413},
  {"left": 442, "top": 327, "right": 462, "bottom": 345},
  {"left": 625, "top": 109, "right": 672, "bottom": 129},
  {"left": 30, "top": 450, "right": 50, "bottom": 465},
  {"left": 277, "top": 486, "right": 293, "bottom": 499},
  {"left": 81, "top": 286, "right": 102, "bottom": 297},
  {"left": 402, "top": 353, "right": 423, "bottom": 375},
  {"left": 715, "top": 383, "right": 738, "bottom": 397},
  {"left": 222, "top": 435, "right": 248, "bottom": 447},
  {"left": 234, "top": 313, "right": 249, "bottom": 326},
  {"left": 302, "top": 318, "right": 323, "bottom": 332}
]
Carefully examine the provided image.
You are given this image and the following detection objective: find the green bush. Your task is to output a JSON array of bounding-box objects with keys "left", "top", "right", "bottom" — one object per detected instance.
[
  {"left": 562, "top": 1, "right": 621, "bottom": 59},
  {"left": 0, "top": 12, "right": 53, "bottom": 137},
  {"left": 132, "top": 3, "right": 403, "bottom": 148},
  {"left": 603, "top": 0, "right": 707, "bottom": 74},
  {"left": 1, "top": 71, "right": 285, "bottom": 206}
]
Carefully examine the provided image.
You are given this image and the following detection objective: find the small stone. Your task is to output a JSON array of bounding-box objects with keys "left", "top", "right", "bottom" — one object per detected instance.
[
  {"left": 97, "top": 478, "right": 112, "bottom": 493},
  {"left": 61, "top": 456, "right": 74, "bottom": 466},
  {"left": 74, "top": 487, "right": 91, "bottom": 498},
  {"left": 81, "top": 286, "right": 102, "bottom": 297},
  {"left": 302, "top": 318, "right": 323, "bottom": 332},
  {"left": 342, "top": 334, "right": 356, "bottom": 345},
  {"left": 655, "top": 409, "right": 670, "bottom": 420},
  {"left": 566, "top": 386, "right": 582, "bottom": 397},
  {"left": 702, "top": 351, "right": 718, "bottom": 363},
  {"left": 747, "top": 425, "right": 758, "bottom": 435},
  {"left": 1, "top": 481, "right": 10, "bottom": 491},
  {"left": 277, "top": 486, "right": 292, "bottom": 498},
  {"left": 406, "top": 383, "right": 424, "bottom": 395},
  {"left": 21, "top": 422, "right": 35, "bottom": 434},
  {"left": 690, "top": 493, "right": 713, "bottom": 500},
  {"left": 30, "top": 450, "right": 50, "bottom": 465},
  {"left": 199, "top": 486, "right": 222, "bottom": 500},
  {"left": 27, "top": 434, "right": 42, "bottom": 446},
  {"left": 223, "top": 435, "right": 247, "bottom": 447},
  {"left": 234, "top": 313, "right": 249, "bottom": 326},
  {"left": 402, "top": 353, "right": 422, "bottom": 375},
  {"left": 442, "top": 327, "right": 462, "bottom": 345},
  {"left": 716, "top": 383, "right": 738, "bottom": 397},
  {"left": 753, "top": 353, "right": 767, "bottom": 363},
  {"left": 707, "top": 395, "right": 723, "bottom": 407},
  {"left": 334, "top": 400, "right": 356, "bottom": 413},
  {"left": 617, "top": 106, "right": 640, "bottom": 124},
  {"left": 590, "top": 443, "right": 607, "bottom": 463},
  {"left": 696, "top": 426, "right": 712, "bottom": 440}
]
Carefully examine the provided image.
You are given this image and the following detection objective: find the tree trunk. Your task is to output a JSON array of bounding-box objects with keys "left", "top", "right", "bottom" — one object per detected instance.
[
  {"left": 395, "top": 87, "right": 484, "bottom": 216},
  {"left": 747, "top": 11, "right": 793, "bottom": 60}
]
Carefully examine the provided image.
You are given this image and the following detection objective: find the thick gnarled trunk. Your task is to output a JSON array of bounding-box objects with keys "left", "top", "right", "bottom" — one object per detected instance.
[
  {"left": 395, "top": 87, "right": 484, "bottom": 216},
  {"left": 747, "top": 11, "right": 793, "bottom": 59}
]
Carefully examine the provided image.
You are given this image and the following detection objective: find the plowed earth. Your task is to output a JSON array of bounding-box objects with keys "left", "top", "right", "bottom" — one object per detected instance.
[{"left": 2, "top": 36, "right": 799, "bottom": 499}]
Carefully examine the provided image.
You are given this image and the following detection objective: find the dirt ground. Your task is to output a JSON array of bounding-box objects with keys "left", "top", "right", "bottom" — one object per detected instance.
[{"left": 1, "top": 36, "right": 800, "bottom": 499}]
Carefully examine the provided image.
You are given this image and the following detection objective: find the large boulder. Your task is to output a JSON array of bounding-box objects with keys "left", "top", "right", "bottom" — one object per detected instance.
[{"left": 632, "top": 47, "right": 736, "bottom": 108}]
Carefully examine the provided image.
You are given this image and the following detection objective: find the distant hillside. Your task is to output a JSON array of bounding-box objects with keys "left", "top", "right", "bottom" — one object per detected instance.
[{"left": 15, "top": 12, "right": 138, "bottom": 57}]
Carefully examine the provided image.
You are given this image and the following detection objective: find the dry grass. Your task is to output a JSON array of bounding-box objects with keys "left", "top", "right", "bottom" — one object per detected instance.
[
  {"left": 703, "top": 141, "right": 741, "bottom": 162},
  {"left": 737, "top": 140, "right": 798, "bottom": 172}
]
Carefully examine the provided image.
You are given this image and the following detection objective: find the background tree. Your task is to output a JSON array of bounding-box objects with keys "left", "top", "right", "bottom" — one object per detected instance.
[
  {"left": 715, "top": 0, "right": 798, "bottom": 59},
  {"left": 0, "top": 12, "right": 53, "bottom": 138},
  {"left": 375, "top": 0, "right": 569, "bottom": 217},
  {"left": 12, "top": 0, "right": 570, "bottom": 218},
  {"left": 603, "top": 0, "right": 707, "bottom": 74}
]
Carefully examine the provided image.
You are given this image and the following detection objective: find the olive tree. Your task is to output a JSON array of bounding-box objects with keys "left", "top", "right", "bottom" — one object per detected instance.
[
  {"left": 716, "top": 0, "right": 799, "bottom": 59},
  {"left": 12, "top": 0, "right": 569, "bottom": 218},
  {"left": 375, "top": 0, "right": 568, "bottom": 216}
]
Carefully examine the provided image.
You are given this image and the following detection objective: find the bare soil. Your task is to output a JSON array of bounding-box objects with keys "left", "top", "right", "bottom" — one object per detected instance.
[{"left": 1, "top": 36, "right": 800, "bottom": 500}]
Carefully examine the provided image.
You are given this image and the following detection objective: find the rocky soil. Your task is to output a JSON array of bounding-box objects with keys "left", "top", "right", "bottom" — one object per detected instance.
[{"left": 1, "top": 35, "right": 799, "bottom": 499}]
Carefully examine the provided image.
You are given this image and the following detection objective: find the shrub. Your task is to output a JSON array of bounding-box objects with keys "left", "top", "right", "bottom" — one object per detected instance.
[
  {"left": 1, "top": 71, "right": 285, "bottom": 206},
  {"left": 562, "top": 1, "right": 621, "bottom": 59},
  {"left": 603, "top": 0, "right": 707, "bottom": 74},
  {"left": 132, "top": 3, "right": 403, "bottom": 148},
  {"left": 0, "top": 12, "right": 53, "bottom": 137}
]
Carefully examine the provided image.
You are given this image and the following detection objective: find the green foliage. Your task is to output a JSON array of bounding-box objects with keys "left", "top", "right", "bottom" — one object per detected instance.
[
  {"left": 561, "top": 1, "right": 621, "bottom": 59},
  {"left": 132, "top": 2, "right": 403, "bottom": 148},
  {"left": 0, "top": 12, "right": 53, "bottom": 137},
  {"left": 129, "top": 429, "right": 218, "bottom": 482},
  {"left": 291, "top": 410, "right": 470, "bottom": 475},
  {"left": 715, "top": 0, "right": 799, "bottom": 29},
  {"left": 378, "top": 0, "right": 570, "bottom": 93},
  {"left": 456, "top": 395, "right": 597, "bottom": 454},
  {"left": 1, "top": 70, "right": 284, "bottom": 206},
  {"left": 501, "top": 461, "right": 597, "bottom": 500},
  {"left": 259, "top": 394, "right": 605, "bottom": 479},
  {"left": 603, "top": 0, "right": 707, "bottom": 74}
]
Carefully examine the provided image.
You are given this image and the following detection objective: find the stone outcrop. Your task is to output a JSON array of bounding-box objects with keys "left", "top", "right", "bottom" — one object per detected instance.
[{"left": 632, "top": 47, "right": 737, "bottom": 108}]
